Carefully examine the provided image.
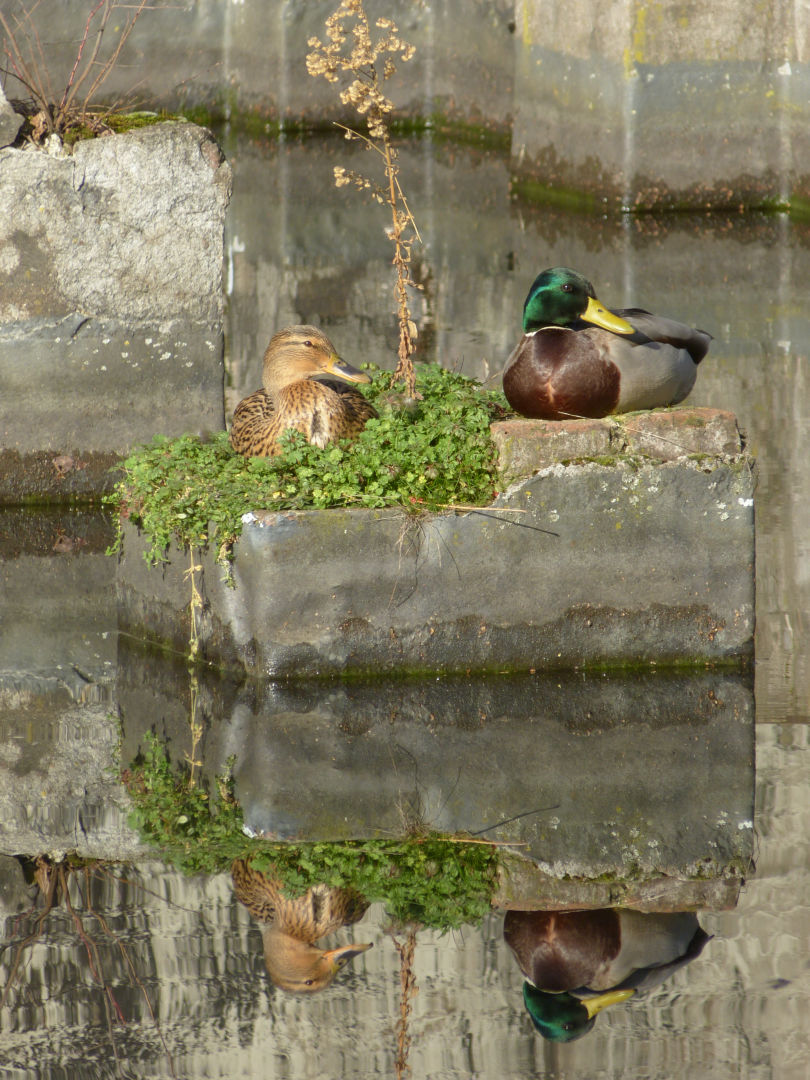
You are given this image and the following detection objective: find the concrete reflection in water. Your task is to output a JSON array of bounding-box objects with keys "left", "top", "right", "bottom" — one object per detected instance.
[
  {"left": 0, "top": 854, "right": 719, "bottom": 1074},
  {"left": 0, "top": 645, "right": 803, "bottom": 1076},
  {"left": 117, "top": 643, "right": 754, "bottom": 910}
]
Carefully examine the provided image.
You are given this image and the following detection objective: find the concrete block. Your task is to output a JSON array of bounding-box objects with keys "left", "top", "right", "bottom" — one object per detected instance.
[
  {"left": 491, "top": 417, "right": 615, "bottom": 477},
  {"left": 492, "top": 408, "right": 745, "bottom": 482},
  {"left": 617, "top": 408, "right": 744, "bottom": 461},
  {"left": 116, "top": 408, "right": 755, "bottom": 677},
  {"left": 0, "top": 121, "right": 230, "bottom": 497},
  {"left": 0, "top": 121, "right": 231, "bottom": 325},
  {"left": 0, "top": 316, "right": 225, "bottom": 498}
]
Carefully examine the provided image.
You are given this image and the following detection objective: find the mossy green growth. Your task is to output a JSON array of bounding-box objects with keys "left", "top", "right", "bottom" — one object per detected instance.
[
  {"left": 125, "top": 734, "right": 499, "bottom": 930},
  {"left": 58, "top": 110, "right": 176, "bottom": 146},
  {"left": 509, "top": 177, "right": 598, "bottom": 214},
  {"left": 107, "top": 363, "right": 510, "bottom": 567}
]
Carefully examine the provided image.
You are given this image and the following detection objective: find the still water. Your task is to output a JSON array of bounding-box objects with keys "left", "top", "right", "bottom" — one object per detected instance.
[{"left": 1, "top": 133, "right": 809, "bottom": 1078}]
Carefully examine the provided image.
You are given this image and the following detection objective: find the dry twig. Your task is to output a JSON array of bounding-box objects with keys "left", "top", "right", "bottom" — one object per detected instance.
[
  {"left": 0, "top": 0, "right": 150, "bottom": 141},
  {"left": 307, "top": 0, "right": 422, "bottom": 396}
]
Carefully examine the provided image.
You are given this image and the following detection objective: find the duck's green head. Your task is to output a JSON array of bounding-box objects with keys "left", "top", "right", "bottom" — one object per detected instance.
[
  {"left": 522, "top": 982, "right": 635, "bottom": 1043},
  {"left": 521, "top": 267, "right": 635, "bottom": 336}
]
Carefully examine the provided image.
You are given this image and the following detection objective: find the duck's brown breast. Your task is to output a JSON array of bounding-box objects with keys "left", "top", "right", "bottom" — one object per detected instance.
[
  {"left": 504, "top": 909, "right": 622, "bottom": 992},
  {"left": 503, "top": 329, "right": 621, "bottom": 420}
]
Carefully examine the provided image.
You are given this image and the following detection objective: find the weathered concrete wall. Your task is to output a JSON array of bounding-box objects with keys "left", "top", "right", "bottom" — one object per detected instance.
[
  {"left": 0, "top": 0, "right": 516, "bottom": 131},
  {"left": 0, "top": 120, "right": 231, "bottom": 498},
  {"left": 2, "top": 1, "right": 804, "bottom": 206},
  {"left": 512, "top": 0, "right": 810, "bottom": 208},
  {"left": 116, "top": 408, "right": 755, "bottom": 679}
]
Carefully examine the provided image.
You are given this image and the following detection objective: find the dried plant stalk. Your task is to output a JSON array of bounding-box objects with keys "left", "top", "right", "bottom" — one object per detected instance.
[
  {"left": 307, "top": 0, "right": 422, "bottom": 397},
  {"left": 0, "top": 0, "right": 150, "bottom": 141},
  {"left": 389, "top": 926, "right": 419, "bottom": 1078}
]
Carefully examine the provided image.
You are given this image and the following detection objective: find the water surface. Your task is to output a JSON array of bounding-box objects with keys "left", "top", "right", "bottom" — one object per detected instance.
[{"left": 1, "top": 134, "right": 809, "bottom": 1078}]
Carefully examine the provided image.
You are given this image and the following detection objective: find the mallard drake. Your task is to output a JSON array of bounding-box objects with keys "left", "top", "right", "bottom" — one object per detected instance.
[
  {"left": 231, "top": 858, "right": 372, "bottom": 993},
  {"left": 502, "top": 267, "right": 712, "bottom": 421},
  {"left": 229, "top": 325, "right": 378, "bottom": 457},
  {"left": 504, "top": 908, "right": 711, "bottom": 1042}
]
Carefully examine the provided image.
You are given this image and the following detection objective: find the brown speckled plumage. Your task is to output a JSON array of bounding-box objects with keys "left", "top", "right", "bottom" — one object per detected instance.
[
  {"left": 231, "top": 858, "right": 372, "bottom": 993},
  {"left": 229, "top": 325, "right": 377, "bottom": 457}
]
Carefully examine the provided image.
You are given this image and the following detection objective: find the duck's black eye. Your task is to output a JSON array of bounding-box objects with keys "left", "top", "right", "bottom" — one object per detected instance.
[
  {"left": 303, "top": 339, "right": 314, "bottom": 348},
  {"left": 561, "top": 283, "right": 574, "bottom": 293}
]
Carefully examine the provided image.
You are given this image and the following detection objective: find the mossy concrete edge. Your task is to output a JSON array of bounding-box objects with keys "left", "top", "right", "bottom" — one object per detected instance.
[{"left": 116, "top": 408, "right": 755, "bottom": 678}]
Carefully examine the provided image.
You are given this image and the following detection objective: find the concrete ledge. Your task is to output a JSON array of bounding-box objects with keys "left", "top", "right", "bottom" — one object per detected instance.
[
  {"left": 0, "top": 317, "right": 225, "bottom": 500},
  {"left": 491, "top": 407, "right": 744, "bottom": 482},
  {"left": 116, "top": 408, "right": 755, "bottom": 677}
]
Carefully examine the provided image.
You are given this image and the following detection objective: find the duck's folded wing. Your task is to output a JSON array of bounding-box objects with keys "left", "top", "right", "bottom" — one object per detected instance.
[{"left": 617, "top": 308, "right": 713, "bottom": 364}]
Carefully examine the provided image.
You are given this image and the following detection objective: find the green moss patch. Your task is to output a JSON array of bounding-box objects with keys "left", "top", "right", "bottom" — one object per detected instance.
[
  {"left": 125, "top": 734, "right": 499, "bottom": 930},
  {"left": 108, "top": 364, "right": 510, "bottom": 567}
]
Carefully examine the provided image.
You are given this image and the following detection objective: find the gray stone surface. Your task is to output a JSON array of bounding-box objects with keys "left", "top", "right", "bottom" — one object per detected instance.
[
  {"left": 0, "top": 697, "right": 145, "bottom": 860},
  {"left": 0, "top": 854, "right": 32, "bottom": 916},
  {"left": 0, "top": 84, "right": 22, "bottom": 148},
  {"left": 0, "top": 121, "right": 231, "bottom": 324},
  {"left": 0, "top": 507, "right": 141, "bottom": 861},
  {"left": 0, "top": 120, "right": 230, "bottom": 496},
  {"left": 116, "top": 644, "right": 753, "bottom": 907},
  {"left": 492, "top": 409, "right": 745, "bottom": 481},
  {"left": 0, "top": 507, "right": 117, "bottom": 682},
  {"left": 211, "top": 672, "right": 754, "bottom": 884},
  {"left": 117, "top": 413, "right": 755, "bottom": 678},
  {"left": 0, "top": 315, "right": 225, "bottom": 496}
]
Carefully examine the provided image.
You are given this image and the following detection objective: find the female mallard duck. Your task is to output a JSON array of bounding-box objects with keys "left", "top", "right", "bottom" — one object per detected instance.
[
  {"left": 231, "top": 858, "right": 372, "bottom": 993},
  {"left": 502, "top": 267, "right": 712, "bottom": 421},
  {"left": 504, "top": 908, "right": 710, "bottom": 1042},
  {"left": 229, "top": 325, "right": 378, "bottom": 457}
]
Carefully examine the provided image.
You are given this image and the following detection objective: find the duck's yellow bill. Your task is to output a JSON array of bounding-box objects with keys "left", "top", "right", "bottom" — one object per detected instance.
[
  {"left": 582, "top": 295, "right": 635, "bottom": 335},
  {"left": 583, "top": 988, "right": 636, "bottom": 1019}
]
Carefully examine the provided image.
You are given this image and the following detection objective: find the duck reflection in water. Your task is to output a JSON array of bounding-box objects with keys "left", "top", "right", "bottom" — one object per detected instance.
[
  {"left": 231, "top": 859, "right": 372, "bottom": 993},
  {"left": 504, "top": 908, "right": 711, "bottom": 1042}
]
